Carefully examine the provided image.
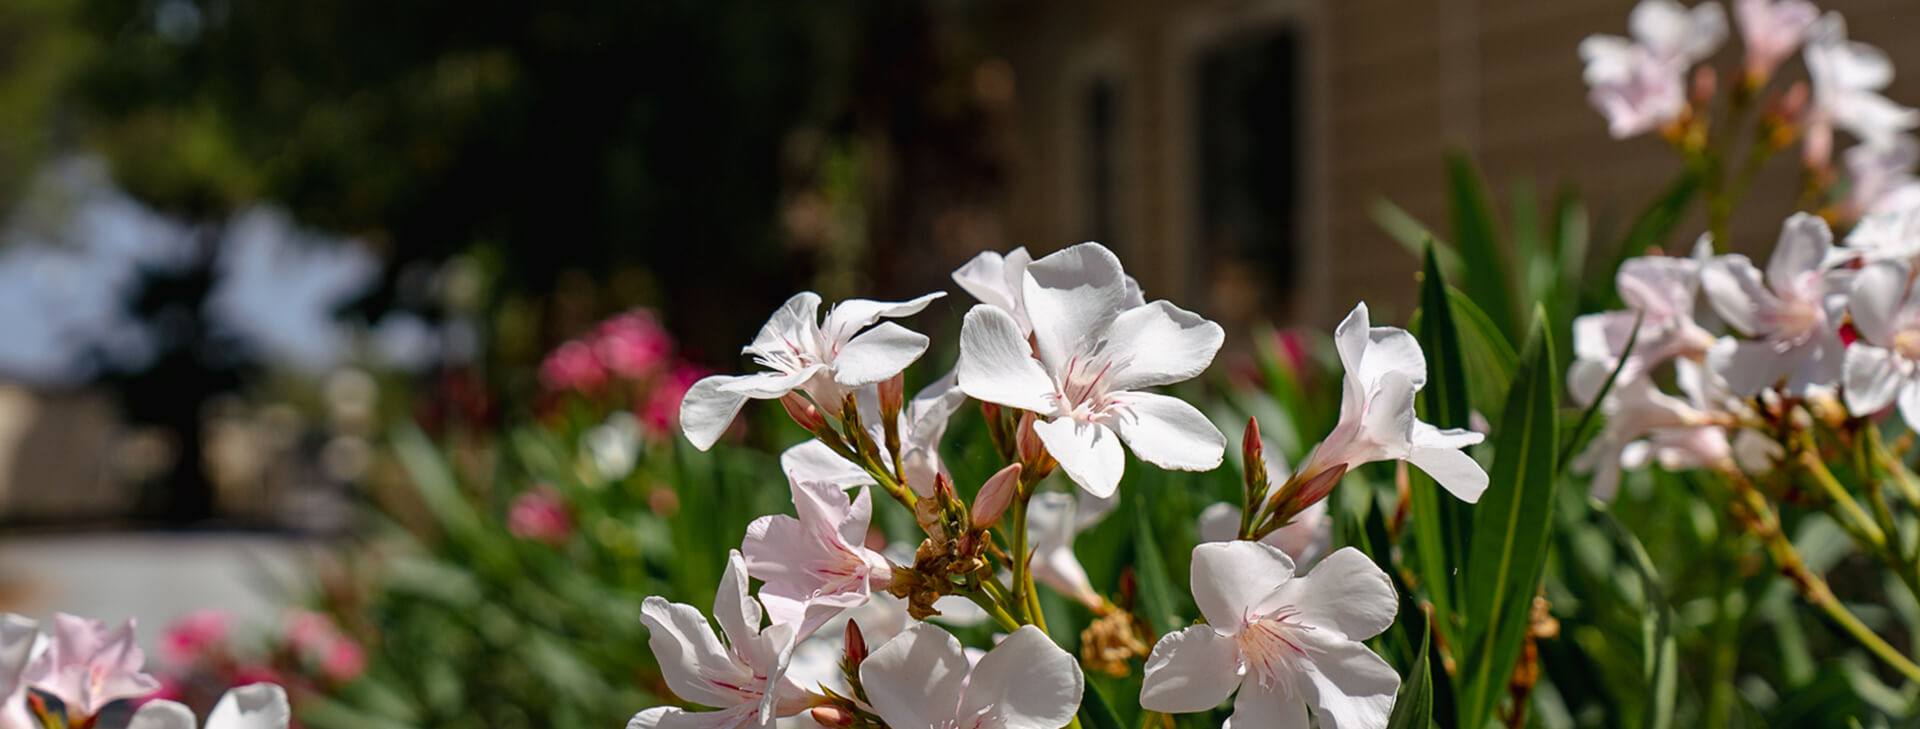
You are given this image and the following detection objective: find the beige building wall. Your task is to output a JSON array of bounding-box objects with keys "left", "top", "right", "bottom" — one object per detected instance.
[{"left": 994, "top": 0, "right": 1920, "bottom": 335}]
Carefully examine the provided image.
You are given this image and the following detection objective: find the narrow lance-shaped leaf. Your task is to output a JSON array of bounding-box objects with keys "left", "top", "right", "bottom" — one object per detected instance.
[
  {"left": 1446, "top": 149, "right": 1519, "bottom": 339},
  {"left": 1410, "top": 241, "right": 1475, "bottom": 648},
  {"left": 1386, "top": 612, "right": 1435, "bottom": 729},
  {"left": 1458, "top": 307, "right": 1560, "bottom": 729},
  {"left": 1595, "top": 507, "right": 1677, "bottom": 729}
]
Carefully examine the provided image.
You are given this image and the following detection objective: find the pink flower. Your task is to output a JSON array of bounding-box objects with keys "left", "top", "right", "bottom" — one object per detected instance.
[
  {"left": 23, "top": 614, "right": 162, "bottom": 719},
  {"left": 320, "top": 642, "right": 366, "bottom": 683},
  {"left": 1735, "top": 0, "right": 1818, "bottom": 82},
  {"left": 539, "top": 340, "right": 606, "bottom": 392},
  {"left": 282, "top": 611, "right": 364, "bottom": 683},
  {"left": 161, "top": 610, "right": 231, "bottom": 667},
  {"left": 639, "top": 363, "right": 707, "bottom": 439},
  {"left": 507, "top": 488, "right": 574, "bottom": 545},
  {"left": 594, "top": 310, "right": 675, "bottom": 379}
]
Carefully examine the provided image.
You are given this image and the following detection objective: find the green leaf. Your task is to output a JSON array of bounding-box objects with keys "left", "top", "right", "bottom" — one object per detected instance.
[
  {"left": 1411, "top": 241, "right": 1475, "bottom": 646},
  {"left": 1443, "top": 289, "right": 1518, "bottom": 429},
  {"left": 1594, "top": 508, "right": 1677, "bottom": 729},
  {"left": 1373, "top": 197, "right": 1464, "bottom": 276},
  {"left": 1387, "top": 614, "right": 1436, "bottom": 729},
  {"left": 1130, "top": 474, "right": 1183, "bottom": 635},
  {"left": 1459, "top": 308, "right": 1561, "bottom": 729},
  {"left": 1078, "top": 677, "right": 1127, "bottom": 729},
  {"left": 1446, "top": 150, "right": 1518, "bottom": 340},
  {"left": 1597, "top": 172, "right": 1699, "bottom": 309}
]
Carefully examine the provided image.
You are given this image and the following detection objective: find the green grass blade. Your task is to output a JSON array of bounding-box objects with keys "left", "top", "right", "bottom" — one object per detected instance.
[{"left": 1459, "top": 308, "right": 1561, "bottom": 729}]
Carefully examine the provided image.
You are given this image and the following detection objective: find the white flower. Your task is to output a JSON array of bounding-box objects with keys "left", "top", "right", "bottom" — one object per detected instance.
[
  {"left": 632, "top": 551, "right": 812, "bottom": 729},
  {"left": 1843, "top": 261, "right": 1920, "bottom": 427},
  {"left": 1140, "top": 543, "right": 1399, "bottom": 729},
  {"left": 1843, "top": 137, "right": 1920, "bottom": 219},
  {"left": 777, "top": 373, "right": 970, "bottom": 497},
  {"left": 860, "top": 624, "right": 1084, "bottom": 729},
  {"left": 1804, "top": 12, "right": 1920, "bottom": 164},
  {"left": 129, "top": 684, "right": 291, "bottom": 729},
  {"left": 956, "top": 242, "right": 1226, "bottom": 498},
  {"left": 1734, "top": 0, "right": 1819, "bottom": 80},
  {"left": 782, "top": 593, "right": 914, "bottom": 697},
  {"left": 953, "top": 246, "right": 1146, "bottom": 337},
  {"left": 0, "top": 615, "right": 35, "bottom": 729},
  {"left": 1293, "top": 302, "right": 1488, "bottom": 503},
  {"left": 1579, "top": 0, "right": 1728, "bottom": 138},
  {"left": 1571, "top": 242, "right": 1717, "bottom": 394},
  {"left": 1844, "top": 208, "right": 1920, "bottom": 265},
  {"left": 680, "top": 291, "right": 945, "bottom": 450},
  {"left": 1701, "top": 213, "right": 1850, "bottom": 395},
  {"left": 743, "top": 477, "right": 894, "bottom": 639},
  {"left": 1027, "top": 492, "right": 1107, "bottom": 609},
  {"left": 1570, "top": 358, "right": 1731, "bottom": 499},
  {"left": 1198, "top": 500, "right": 1333, "bottom": 569}
]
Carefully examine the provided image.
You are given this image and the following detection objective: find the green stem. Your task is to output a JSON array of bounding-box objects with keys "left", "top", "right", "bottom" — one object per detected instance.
[
  {"left": 964, "top": 588, "right": 1022, "bottom": 633},
  {"left": 1798, "top": 447, "right": 1887, "bottom": 550}
]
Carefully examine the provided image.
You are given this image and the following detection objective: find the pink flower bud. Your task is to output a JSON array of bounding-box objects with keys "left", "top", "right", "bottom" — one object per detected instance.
[
  {"left": 1241, "top": 418, "right": 1269, "bottom": 498},
  {"left": 844, "top": 620, "right": 869, "bottom": 667},
  {"left": 811, "top": 705, "right": 857, "bottom": 728},
  {"left": 781, "top": 392, "right": 827, "bottom": 433},
  {"left": 971, "top": 463, "right": 1022, "bottom": 528},
  {"left": 1015, "top": 412, "right": 1048, "bottom": 468},
  {"left": 508, "top": 488, "right": 574, "bottom": 545},
  {"left": 879, "top": 373, "right": 906, "bottom": 420}
]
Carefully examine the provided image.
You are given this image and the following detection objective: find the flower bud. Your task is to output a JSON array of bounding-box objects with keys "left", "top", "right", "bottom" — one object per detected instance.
[
  {"left": 971, "top": 463, "right": 1022, "bottom": 528},
  {"left": 844, "top": 619, "right": 869, "bottom": 668},
  {"left": 1265, "top": 463, "right": 1347, "bottom": 527},
  {"left": 811, "top": 705, "right": 857, "bottom": 728},
  {"left": 879, "top": 373, "right": 906, "bottom": 421},
  {"left": 1241, "top": 418, "right": 1270, "bottom": 501},
  {"left": 1690, "top": 65, "right": 1716, "bottom": 110},
  {"left": 781, "top": 392, "right": 827, "bottom": 433},
  {"left": 1015, "top": 412, "right": 1054, "bottom": 478}
]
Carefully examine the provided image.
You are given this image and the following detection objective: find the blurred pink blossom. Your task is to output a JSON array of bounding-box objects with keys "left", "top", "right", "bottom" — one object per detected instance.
[
  {"left": 594, "top": 310, "right": 675, "bottom": 379},
  {"left": 539, "top": 340, "right": 607, "bottom": 392},
  {"left": 23, "top": 613, "right": 161, "bottom": 719},
  {"left": 508, "top": 488, "right": 574, "bottom": 545},
  {"left": 640, "top": 363, "right": 708, "bottom": 439},
  {"left": 160, "top": 610, "right": 231, "bottom": 667},
  {"left": 282, "top": 610, "right": 364, "bottom": 684}
]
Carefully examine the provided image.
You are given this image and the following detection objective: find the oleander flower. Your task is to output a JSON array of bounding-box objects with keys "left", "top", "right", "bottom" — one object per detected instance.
[
  {"left": 1842, "top": 136, "right": 1920, "bottom": 219},
  {"left": 128, "top": 683, "right": 291, "bottom": 729},
  {"left": 952, "top": 246, "right": 1146, "bottom": 337},
  {"left": 159, "top": 610, "right": 230, "bottom": 668},
  {"left": 1804, "top": 12, "right": 1920, "bottom": 165},
  {"left": 1570, "top": 358, "right": 1731, "bottom": 499},
  {"left": 1571, "top": 241, "right": 1717, "bottom": 392},
  {"left": 1734, "top": 0, "right": 1818, "bottom": 81},
  {"left": 859, "top": 624, "right": 1083, "bottom": 729},
  {"left": 1141, "top": 543, "right": 1399, "bottom": 729},
  {"left": 680, "top": 291, "right": 944, "bottom": 450},
  {"left": 1843, "top": 261, "right": 1920, "bottom": 427},
  {"left": 632, "top": 551, "right": 811, "bottom": 729},
  {"left": 1292, "top": 302, "right": 1488, "bottom": 504},
  {"left": 1027, "top": 492, "right": 1106, "bottom": 609},
  {"left": 23, "top": 613, "right": 160, "bottom": 720},
  {"left": 743, "top": 477, "right": 894, "bottom": 639},
  {"left": 1579, "top": 0, "right": 1728, "bottom": 138},
  {"left": 1701, "top": 213, "right": 1850, "bottom": 395},
  {"left": 1844, "top": 208, "right": 1920, "bottom": 266},
  {"left": 1, "top": 615, "right": 35, "bottom": 729},
  {"left": 777, "top": 373, "right": 970, "bottom": 498},
  {"left": 1198, "top": 500, "right": 1332, "bottom": 569},
  {"left": 956, "top": 242, "right": 1225, "bottom": 498}
]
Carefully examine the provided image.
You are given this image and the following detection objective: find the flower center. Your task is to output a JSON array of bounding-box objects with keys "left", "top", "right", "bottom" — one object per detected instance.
[
  {"left": 1236, "top": 609, "right": 1315, "bottom": 692},
  {"left": 1055, "top": 354, "right": 1124, "bottom": 421},
  {"left": 1896, "top": 329, "right": 1920, "bottom": 361},
  {"left": 1762, "top": 297, "right": 1820, "bottom": 345}
]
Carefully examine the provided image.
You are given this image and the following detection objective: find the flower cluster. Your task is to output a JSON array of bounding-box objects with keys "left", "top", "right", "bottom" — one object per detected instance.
[
  {"left": 640, "top": 242, "right": 1488, "bottom": 728},
  {"left": 0, "top": 612, "right": 290, "bottom": 729},
  {"left": 541, "top": 308, "right": 710, "bottom": 440}
]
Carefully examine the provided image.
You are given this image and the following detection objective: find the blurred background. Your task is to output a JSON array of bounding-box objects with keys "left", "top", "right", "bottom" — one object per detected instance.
[{"left": 0, "top": 0, "right": 1918, "bottom": 724}]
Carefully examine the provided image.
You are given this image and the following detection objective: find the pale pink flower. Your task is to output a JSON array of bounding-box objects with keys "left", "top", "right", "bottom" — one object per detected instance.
[
  {"left": 1842, "top": 137, "right": 1920, "bottom": 219},
  {"left": 1, "top": 614, "right": 35, "bottom": 729},
  {"left": 631, "top": 551, "right": 812, "bottom": 729},
  {"left": 956, "top": 243, "right": 1226, "bottom": 498},
  {"left": 1580, "top": 0, "right": 1729, "bottom": 138},
  {"left": 743, "top": 477, "right": 894, "bottom": 639},
  {"left": 1701, "top": 213, "right": 1851, "bottom": 395},
  {"left": 1735, "top": 0, "right": 1818, "bottom": 81},
  {"left": 680, "top": 291, "right": 945, "bottom": 451},
  {"left": 859, "top": 624, "right": 1083, "bottom": 729},
  {"left": 1570, "top": 358, "right": 1732, "bottom": 499},
  {"left": 1571, "top": 241, "right": 1717, "bottom": 394},
  {"left": 1141, "top": 543, "right": 1399, "bottom": 729},
  {"left": 1804, "top": 12, "right": 1920, "bottom": 166},
  {"left": 508, "top": 488, "right": 574, "bottom": 545},
  {"left": 129, "top": 683, "right": 291, "bottom": 729},
  {"left": 160, "top": 610, "right": 231, "bottom": 667},
  {"left": 1842, "top": 261, "right": 1920, "bottom": 427},
  {"left": 23, "top": 613, "right": 161, "bottom": 719},
  {"left": 282, "top": 610, "right": 364, "bottom": 683}
]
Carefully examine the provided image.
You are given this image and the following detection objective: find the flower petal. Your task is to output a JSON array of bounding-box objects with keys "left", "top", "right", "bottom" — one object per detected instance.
[
  {"left": 833, "top": 322, "right": 931, "bottom": 387},
  {"left": 746, "top": 292, "right": 823, "bottom": 358},
  {"left": 1709, "top": 337, "right": 1797, "bottom": 396},
  {"left": 205, "top": 683, "right": 292, "bottom": 729},
  {"left": 680, "top": 376, "right": 753, "bottom": 451},
  {"left": 1851, "top": 261, "right": 1909, "bottom": 345},
  {"left": 960, "top": 625, "right": 1084, "bottom": 729},
  {"left": 639, "top": 597, "right": 742, "bottom": 708},
  {"left": 1196, "top": 503, "right": 1241, "bottom": 544},
  {"left": 820, "top": 293, "right": 945, "bottom": 350},
  {"left": 1699, "top": 255, "right": 1771, "bottom": 336},
  {"left": 716, "top": 368, "right": 823, "bottom": 398},
  {"left": 1900, "top": 379, "right": 1920, "bottom": 435},
  {"left": 1271, "top": 547, "right": 1397, "bottom": 640},
  {"left": 957, "top": 305, "right": 1059, "bottom": 414},
  {"left": 1360, "top": 328, "right": 1427, "bottom": 393},
  {"left": 1028, "top": 493, "right": 1104, "bottom": 608},
  {"left": 1189, "top": 541, "right": 1294, "bottom": 629},
  {"left": 1108, "top": 391, "right": 1226, "bottom": 471},
  {"left": 1138, "top": 626, "right": 1243, "bottom": 714},
  {"left": 1101, "top": 301, "right": 1225, "bottom": 391},
  {"left": 778, "top": 441, "right": 873, "bottom": 487},
  {"left": 859, "top": 624, "right": 971, "bottom": 729},
  {"left": 1767, "top": 213, "right": 1834, "bottom": 291},
  {"left": 1844, "top": 344, "right": 1902, "bottom": 417},
  {"left": 712, "top": 551, "right": 764, "bottom": 652},
  {"left": 627, "top": 705, "right": 755, "bottom": 729},
  {"left": 1033, "top": 417, "right": 1126, "bottom": 499},
  {"left": 1023, "top": 243, "right": 1130, "bottom": 373},
  {"left": 1223, "top": 681, "right": 1311, "bottom": 729},
  {"left": 1296, "top": 633, "right": 1399, "bottom": 729},
  {"left": 1356, "top": 372, "right": 1418, "bottom": 463},
  {"left": 1407, "top": 423, "right": 1489, "bottom": 503},
  {"left": 128, "top": 700, "right": 195, "bottom": 729}
]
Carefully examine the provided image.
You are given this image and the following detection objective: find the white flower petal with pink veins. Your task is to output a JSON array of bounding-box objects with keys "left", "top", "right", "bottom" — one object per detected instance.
[
  {"left": 1296, "top": 302, "right": 1486, "bottom": 503},
  {"left": 1843, "top": 261, "right": 1920, "bottom": 429},
  {"left": 744, "top": 477, "right": 895, "bottom": 640},
  {"left": 131, "top": 684, "right": 292, "bottom": 729},
  {"left": 22, "top": 613, "right": 160, "bottom": 720},
  {"left": 633, "top": 551, "right": 814, "bottom": 728},
  {"left": 861, "top": 624, "right": 1083, "bottom": 729},
  {"left": 1701, "top": 213, "right": 1852, "bottom": 395},
  {"left": 1141, "top": 543, "right": 1399, "bottom": 729},
  {"left": 1804, "top": 11, "right": 1920, "bottom": 167},
  {"left": 956, "top": 243, "right": 1225, "bottom": 498},
  {"left": 679, "top": 290, "right": 945, "bottom": 450},
  {"left": 1579, "top": 0, "right": 1727, "bottom": 138}
]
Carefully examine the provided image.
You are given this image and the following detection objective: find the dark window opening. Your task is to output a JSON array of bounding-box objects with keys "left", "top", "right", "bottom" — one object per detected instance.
[{"left": 1197, "top": 28, "right": 1301, "bottom": 315}]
